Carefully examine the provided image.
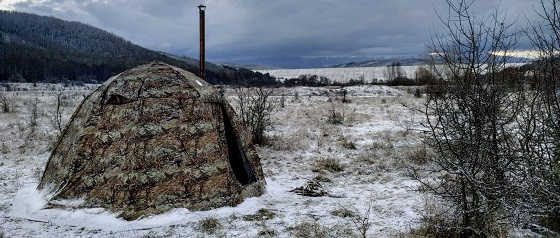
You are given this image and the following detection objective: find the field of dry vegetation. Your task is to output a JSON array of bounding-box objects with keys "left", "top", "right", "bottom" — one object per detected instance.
[
  {"left": 0, "top": 84, "right": 448, "bottom": 237},
  {"left": 1, "top": 83, "right": 552, "bottom": 237}
]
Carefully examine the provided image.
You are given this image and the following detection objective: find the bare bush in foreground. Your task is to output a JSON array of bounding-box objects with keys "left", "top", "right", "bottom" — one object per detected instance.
[
  {"left": 415, "top": 0, "right": 525, "bottom": 236},
  {"left": 235, "top": 87, "right": 277, "bottom": 145},
  {"left": 523, "top": 0, "right": 560, "bottom": 232}
]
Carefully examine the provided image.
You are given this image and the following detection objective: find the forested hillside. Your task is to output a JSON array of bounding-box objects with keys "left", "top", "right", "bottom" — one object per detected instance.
[{"left": 0, "top": 10, "right": 276, "bottom": 85}]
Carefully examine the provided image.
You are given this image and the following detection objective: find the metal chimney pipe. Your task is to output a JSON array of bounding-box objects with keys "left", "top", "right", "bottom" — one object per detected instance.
[{"left": 198, "top": 5, "right": 206, "bottom": 81}]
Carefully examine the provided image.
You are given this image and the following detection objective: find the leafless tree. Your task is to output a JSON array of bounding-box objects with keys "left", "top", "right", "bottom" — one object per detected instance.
[
  {"left": 235, "top": 87, "right": 278, "bottom": 145},
  {"left": 384, "top": 62, "right": 405, "bottom": 81},
  {"left": 415, "top": 66, "right": 437, "bottom": 85},
  {"left": 523, "top": 0, "right": 560, "bottom": 231},
  {"left": 413, "top": 0, "right": 525, "bottom": 236},
  {"left": 340, "top": 88, "right": 351, "bottom": 103}
]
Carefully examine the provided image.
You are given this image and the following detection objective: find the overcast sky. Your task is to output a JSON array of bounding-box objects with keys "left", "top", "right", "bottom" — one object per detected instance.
[{"left": 0, "top": 0, "right": 541, "bottom": 67}]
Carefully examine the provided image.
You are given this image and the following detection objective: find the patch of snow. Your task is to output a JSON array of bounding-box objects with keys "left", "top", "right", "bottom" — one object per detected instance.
[{"left": 0, "top": 85, "right": 432, "bottom": 237}]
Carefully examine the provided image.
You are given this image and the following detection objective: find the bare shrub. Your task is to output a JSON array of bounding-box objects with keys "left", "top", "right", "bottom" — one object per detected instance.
[
  {"left": 0, "top": 93, "right": 15, "bottom": 113},
  {"left": 32, "top": 166, "right": 43, "bottom": 183},
  {"left": 28, "top": 98, "right": 39, "bottom": 136},
  {"left": 50, "top": 92, "right": 65, "bottom": 134},
  {"left": 413, "top": 88, "right": 422, "bottom": 98},
  {"left": 326, "top": 101, "right": 344, "bottom": 125},
  {"left": 1, "top": 143, "right": 8, "bottom": 155},
  {"left": 409, "top": 199, "right": 466, "bottom": 237},
  {"left": 408, "top": 198, "right": 509, "bottom": 238},
  {"left": 523, "top": 0, "right": 560, "bottom": 231},
  {"left": 235, "top": 87, "right": 278, "bottom": 145},
  {"left": 395, "top": 112, "right": 418, "bottom": 136},
  {"left": 330, "top": 204, "right": 372, "bottom": 238},
  {"left": 339, "top": 88, "right": 351, "bottom": 103},
  {"left": 280, "top": 93, "right": 286, "bottom": 108},
  {"left": 350, "top": 204, "right": 372, "bottom": 238},
  {"left": 415, "top": 0, "right": 524, "bottom": 236}
]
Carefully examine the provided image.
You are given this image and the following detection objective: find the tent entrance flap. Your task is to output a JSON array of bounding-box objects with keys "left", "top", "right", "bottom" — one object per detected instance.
[{"left": 221, "top": 105, "right": 256, "bottom": 185}]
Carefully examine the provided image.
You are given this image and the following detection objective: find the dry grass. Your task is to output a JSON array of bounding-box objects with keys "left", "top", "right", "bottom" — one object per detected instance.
[
  {"left": 197, "top": 217, "right": 221, "bottom": 235},
  {"left": 267, "top": 129, "right": 312, "bottom": 152},
  {"left": 313, "top": 158, "right": 344, "bottom": 173},
  {"left": 330, "top": 208, "right": 356, "bottom": 218},
  {"left": 0, "top": 93, "right": 15, "bottom": 113},
  {"left": 1, "top": 143, "right": 8, "bottom": 155},
  {"left": 243, "top": 208, "right": 276, "bottom": 221},
  {"left": 288, "top": 221, "right": 330, "bottom": 238},
  {"left": 340, "top": 137, "right": 357, "bottom": 150},
  {"left": 398, "top": 198, "right": 511, "bottom": 238},
  {"left": 312, "top": 173, "right": 332, "bottom": 183},
  {"left": 0, "top": 86, "right": 430, "bottom": 237},
  {"left": 288, "top": 221, "right": 353, "bottom": 238},
  {"left": 406, "top": 145, "right": 431, "bottom": 165}
]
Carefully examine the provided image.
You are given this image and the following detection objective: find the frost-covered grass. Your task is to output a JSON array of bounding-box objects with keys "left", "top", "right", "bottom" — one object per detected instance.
[{"left": 0, "top": 84, "right": 430, "bottom": 237}]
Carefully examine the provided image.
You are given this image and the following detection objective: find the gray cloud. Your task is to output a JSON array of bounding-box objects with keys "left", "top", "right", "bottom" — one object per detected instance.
[{"left": 3, "top": 0, "right": 539, "bottom": 67}]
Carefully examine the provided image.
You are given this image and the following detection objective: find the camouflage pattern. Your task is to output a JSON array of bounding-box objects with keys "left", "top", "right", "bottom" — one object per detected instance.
[{"left": 38, "top": 62, "right": 265, "bottom": 220}]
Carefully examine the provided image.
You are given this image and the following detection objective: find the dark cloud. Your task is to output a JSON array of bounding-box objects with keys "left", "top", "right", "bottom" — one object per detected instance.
[{"left": 2, "top": 0, "right": 539, "bottom": 67}]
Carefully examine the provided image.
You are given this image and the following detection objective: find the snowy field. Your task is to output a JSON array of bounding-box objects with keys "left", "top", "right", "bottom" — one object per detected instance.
[
  {"left": 0, "top": 84, "right": 435, "bottom": 237},
  {"left": 256, "top": 64, "right": 527, "bottom": 83},
  {"left": 257, "top": 66, "right": 421, "bottom": 83}
]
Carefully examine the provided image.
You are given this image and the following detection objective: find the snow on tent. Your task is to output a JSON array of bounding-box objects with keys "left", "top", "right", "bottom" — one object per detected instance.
[{"left": 37, "top": 62, "right": 266, "bottom": 220}]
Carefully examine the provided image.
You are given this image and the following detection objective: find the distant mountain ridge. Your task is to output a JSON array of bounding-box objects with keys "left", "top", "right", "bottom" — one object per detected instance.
[
  {"left": 0, "top": 10, "right": 274, "bottom": 85},
  {"left": 330, "top": 55, "right": 532, "bottom": 68},
  {"left": 330, "top": 58, "right": 429, "bottom": 68}
]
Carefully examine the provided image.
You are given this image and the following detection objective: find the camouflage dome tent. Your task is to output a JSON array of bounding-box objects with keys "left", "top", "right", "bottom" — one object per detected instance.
[{"left": 38, "top": 62, "right": 266, "bottom": 220}]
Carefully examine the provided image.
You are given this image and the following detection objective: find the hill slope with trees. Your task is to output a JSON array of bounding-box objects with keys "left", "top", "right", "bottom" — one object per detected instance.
[{"left": 0, "top": 10, "right": 276, "bottom": 85}]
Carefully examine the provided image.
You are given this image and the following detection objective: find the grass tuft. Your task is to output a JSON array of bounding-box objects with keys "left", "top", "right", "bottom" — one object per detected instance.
[
  {"left": 314, "top": 158, "right": 344, "bottom": 173},
  {"left": 243, "top": 208, "right": 276, "bottom": 221},
  {"left": 330, "top": 208, "right": 356, "bottom": 218},
  {"left": 197, "top": 217, "right": 221, "bottom": 234}
]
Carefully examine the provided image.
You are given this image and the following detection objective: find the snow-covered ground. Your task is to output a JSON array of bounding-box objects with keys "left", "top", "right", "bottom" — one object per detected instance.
[
  {"left": 257, "top": 66, "right": 422, "bottom": 83},
  {"left": 256, "top": 64, "right": 527, "bottom": 83},
  {"left": 0, "top": 85, "right": 430, "bottom": 237}
]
